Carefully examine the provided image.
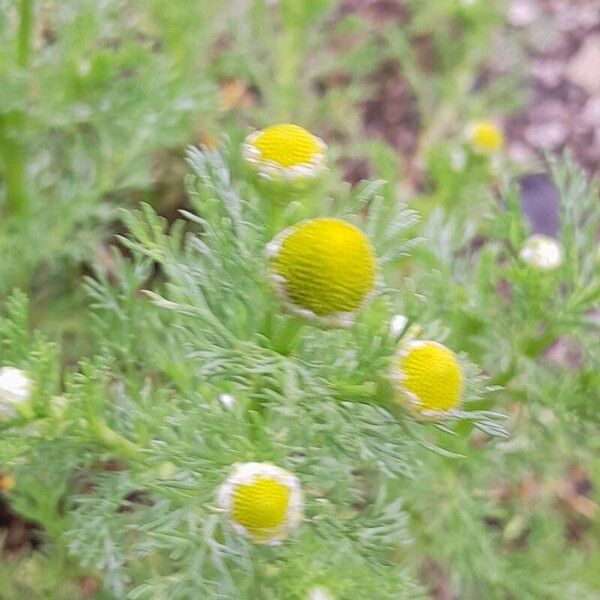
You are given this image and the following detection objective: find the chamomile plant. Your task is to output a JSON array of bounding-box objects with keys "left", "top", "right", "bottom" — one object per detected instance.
[
  {"left": 0, "top": 1, "right": 597, "bottom": 598},
  {"left": 0, "top": 131, "right": 506, "bottom": 599}
]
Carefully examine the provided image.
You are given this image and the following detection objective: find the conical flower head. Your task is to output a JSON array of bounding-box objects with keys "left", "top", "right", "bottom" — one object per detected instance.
[
  {"left": 217, "top": 462, "right": 303, "bottom": 545},
  {"left": 519, "top": 234, "right": 563, "bottom": 270},
  {"left": 467, "top": 121, "right": 504, "bottom": 154},
  {"left": 243, "top": 123, "right": 327, "bottom": 182},
  {"left": 268, "top": 218, "right": 377, "bottom": 327},
  {"left": 0, "top": 367, "right": 33, "bottom": 420},
  {"left": 392, "top": 341, "right": 464, "bottom": 418}
]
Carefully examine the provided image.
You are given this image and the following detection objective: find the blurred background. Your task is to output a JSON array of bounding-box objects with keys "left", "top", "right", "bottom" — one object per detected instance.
[{"left": 0, "top": 0, "right": 598, "bottom": 346}]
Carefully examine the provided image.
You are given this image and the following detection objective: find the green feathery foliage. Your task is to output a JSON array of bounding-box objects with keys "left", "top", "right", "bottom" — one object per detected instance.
[
  {"left": 2, "top": 139, "right": 598, "bottom": 598},
  {"left": 0, "top": 2, "right": 598, "bottom": 600}
]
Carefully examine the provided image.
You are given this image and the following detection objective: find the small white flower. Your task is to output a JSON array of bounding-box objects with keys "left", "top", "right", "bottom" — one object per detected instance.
[
  {"left": 309, "top": 587, "right": 334, "bottom": 600},
  {"left": 519, "top": 234, "right": 564, "bottom": 271},
  {"left": 389, "top": 314, "right": 409, "bottom": 338},
  {"left": 0, "top": 367, "right": 33, "bottom": 419},
  {"left": 219, "top": 393, "right": 236, "bottom": 409}
]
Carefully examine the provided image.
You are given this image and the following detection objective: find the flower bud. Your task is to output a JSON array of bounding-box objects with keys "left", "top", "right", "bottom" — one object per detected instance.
[
  {"left": 392, "top": 341, "right": 464, "bottom": 419},
  {"left": 268, "top": 218, "right": 377, "bottom": 327},
  {"left": 217, "top": 462, "right": 303, "bottom": 545},
  {"left": 243, "top": 123, "right": 327, "bottom": 185},
  {"left": 467, "top": 121, "right": 504, "bottom": 154},
  {"left": 519, "top": 234, "right": 564, "bottom": 271}
]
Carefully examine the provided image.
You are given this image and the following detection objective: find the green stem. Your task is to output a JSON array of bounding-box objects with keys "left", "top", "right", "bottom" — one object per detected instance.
[
  {"left": 332, "top": 381, "right": 378, "bottom": 402},
  {"left": 17, "top": 0, "right": 35, "bottom": 69},
  {"left": 275, "top": 2, "right": 301, "bottom": 119},
  {"left": 90, "top": 418, "right": 144, "bottom": 461},
  {"left": 251, "top": 564, "right": 263, "bottom": 598},
  {"left": 403, "top": 61, "right": 475, "bottom": 196},
  {"left": 0, "top": 1, "right": 34, "bottom": 217},
  {"left": 0, "top": 116, "right": 29, "bottom": 216},
  {"left": 266, "top": 196, "right": 287, "bottom": 238}
]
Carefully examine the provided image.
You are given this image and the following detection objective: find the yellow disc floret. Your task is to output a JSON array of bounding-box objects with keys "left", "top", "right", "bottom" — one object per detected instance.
[
  {"left": 232, "top": 476, "right": 290, "bottom": 541},
  {"left": 467, "top": 121, "right": 504, "bottom": 154},
  {"left": 217, "top": 462, "right": 303, "bottom": 545},
  {"left": 254, "top": 124, "right": 321, "bottom": 168},
  {"left": 268, "top": 218, "right": 377, "bottom": 327},
  {"left": 243, "top": 124, "right": 327, "bottom": 182},
  {"left": 393, "top": 341, "right": 463, "bottom": 417}
]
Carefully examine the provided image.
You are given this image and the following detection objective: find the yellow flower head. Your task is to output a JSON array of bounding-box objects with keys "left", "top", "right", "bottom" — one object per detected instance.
[
  {"left": 392, "top": 341, "right": 464, "bottom": 418},
  {"left": 217, "top": 462, "right": 303, "bottom": 545},
  {"left": 467, "top": 121, "right": 504, "bottom": 154},
  {"left": 243, "top": 123, "right": 327, "bottom": 182},
  {"left": 268, "top": 218, "right": 377, "bottom": 327}
]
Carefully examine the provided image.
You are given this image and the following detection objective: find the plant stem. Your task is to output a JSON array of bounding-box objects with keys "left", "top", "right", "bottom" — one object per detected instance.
[
  {"left": 333, "top": 381, "right": 378, "bottom": 402},
  {"left": 275, "top": 1, "right": 301, "bottom": 119},
  {"left": 90, "top": 418, "right": 144, "bottom": 461},
  {"left": 0, "top": 116, "right": 29, "bottom": 216},
  {"left": 17, "top": 0, "right": 35, "bottom": 69},
  {"left": 266, "top": 196, "right": 287, "bottom": 238},
  {"left": 0, "top": 0, "right": 34, "bottom": 217},
  {"left": 251, "top": 566, "right": 263, "bottom": 598}
]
